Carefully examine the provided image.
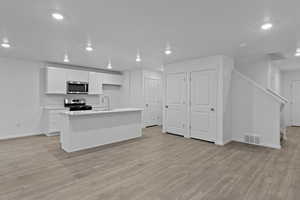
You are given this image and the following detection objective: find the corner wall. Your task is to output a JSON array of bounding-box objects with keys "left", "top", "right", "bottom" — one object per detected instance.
[
  {"left": 221, "top": 56, "right": 234, "bottom": 144},
  {"left": 231, "top": 71, "right": 281, "bottom": 149}
]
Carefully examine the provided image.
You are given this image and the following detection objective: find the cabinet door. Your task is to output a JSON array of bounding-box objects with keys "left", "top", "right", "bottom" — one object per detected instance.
[
  {"left": 47, "top": 109, "right": 66, "bottom": 135},
  {"left": 102, "top": 73, "right": 123, "bottom": 85},
  {"left": 67, "top": 69, "right": 89, "bottom": 82},
  {"left": 89, "top": 72, "right": 103, "bottom": 95},
  {"left": 46, "top": 67, "right": 67, "bottom": 94}
]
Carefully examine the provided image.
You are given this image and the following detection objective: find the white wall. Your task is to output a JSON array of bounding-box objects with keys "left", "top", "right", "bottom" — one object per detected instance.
[
  {"left": 236, "top": 58, "right": 270, "bottom": 88},
  {"left": 281, "top": 70, "right": 300, "bottom": 127},
  {"left": 0, "top": 58, "right": 43, "bottom": 138},
  {"left": 231, "top": 71, "right": 281, "bottom": 149},
  {"left": 268, "top": 64, "right": 281, "bottom": 94},
  {"left": 222, "top": 56, "right": 234, "bottom": 144},
  {"left": 121, "top": 69, "right": 163, "bottom": 127},
  {"left": 236, "top": 58, "right": 281, "bottom": 94},
  {"left": 0, "top": 57, "right": 124, "bottom": 139}
]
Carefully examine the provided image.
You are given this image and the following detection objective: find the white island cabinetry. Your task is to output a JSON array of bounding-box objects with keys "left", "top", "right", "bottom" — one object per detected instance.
[{"left": 59, "top": 108, "right": 142, "bottom": 152}]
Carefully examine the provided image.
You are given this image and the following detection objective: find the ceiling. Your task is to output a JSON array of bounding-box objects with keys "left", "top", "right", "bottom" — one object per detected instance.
[{"left": 1, "top": 0, "right": 300, "bottom": 71}]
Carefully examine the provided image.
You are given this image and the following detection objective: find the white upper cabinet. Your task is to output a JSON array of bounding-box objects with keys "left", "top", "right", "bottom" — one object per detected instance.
[
  {"left": 66, "top": 69, "right": 89, "bottom": 82},
  {"left": 46, "top": 67, "right": 67, "bottom": 94},
  {"left": 89, "top": 72, "right": 103, "bottom": 95},
  {"left": 45, "top": 66, "right": 123, "bottom": 94},
  {"left": 102, "top": 73, "right": 123, "bottom": 85}
]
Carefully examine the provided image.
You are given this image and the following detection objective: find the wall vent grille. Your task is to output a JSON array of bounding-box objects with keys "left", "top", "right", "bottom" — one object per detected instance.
[{"left": 244, "top": 134, "right": 260, "bottom": 145}]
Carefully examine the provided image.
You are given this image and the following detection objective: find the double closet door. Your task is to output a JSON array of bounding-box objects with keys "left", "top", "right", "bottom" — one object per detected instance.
[{"left": 165, "top": 69, "right": 217, "bottom": 142}]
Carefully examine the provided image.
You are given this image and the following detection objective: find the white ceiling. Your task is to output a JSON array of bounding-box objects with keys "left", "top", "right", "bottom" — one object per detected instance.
[{"left": 1, "top": 0, "right": 300, "bottom": 71}]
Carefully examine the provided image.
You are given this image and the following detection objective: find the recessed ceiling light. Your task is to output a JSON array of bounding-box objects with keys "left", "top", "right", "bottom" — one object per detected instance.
[
  {"left": 107, "top": 59, "right": 112, "bottom": 69},
  {"left": 1, "top": 38, "right": 11, "bottom": 48},
  {"left": 136, "top": 50, "right": 141, "bottom": 62},
  {"left": 261, "top": 23, "right": 273, "bottom": 30},
  {"left": 296, "top": 48, "right": 300, "bottom": 53},
  {"left": 165, "top": 49, "right": 172, "bottom": 55},
  {"left": 1, "top": 43, "right": 10, "bottom": 48},
  {"left": 86, "top": 46, "right": 93, "bottom": 51},
  {"left": 85, "top": 43, "right": 93, "bottom": 51},
  {"left": 52, "top": 12, "right": 64, "bottom": 21},
  {"left": 164, "top": 43, "right": 172, "bottom": 55},
  {"left": 239, "top": 43, "right": 247, "bottom": 47},
  {"left": 295, "top": 52, "right": 300, "bottom": 57},
  {"left": 64, "top": 54, "right": 70, "bottom": 62}
]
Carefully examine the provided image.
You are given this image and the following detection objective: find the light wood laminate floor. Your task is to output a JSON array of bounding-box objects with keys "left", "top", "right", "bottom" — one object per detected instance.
[{"left": 1, "top": 126, "right": 300, "bottom": 200}]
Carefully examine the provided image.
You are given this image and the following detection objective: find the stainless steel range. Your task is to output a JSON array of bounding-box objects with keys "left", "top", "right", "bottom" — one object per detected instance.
[{"left": 64, "top": 98, "right": 92, "bottom": 111}]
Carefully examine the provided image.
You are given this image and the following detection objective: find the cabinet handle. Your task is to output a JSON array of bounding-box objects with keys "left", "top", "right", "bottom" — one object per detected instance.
[
  {"left": 211, "top": 108, "right": 215, "bottom": 111},
  {"left": 165, "top": 105, "right": 168, "bottom": 108}
]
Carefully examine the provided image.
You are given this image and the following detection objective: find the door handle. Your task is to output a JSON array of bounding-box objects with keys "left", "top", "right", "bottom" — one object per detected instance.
[{"left": 210, "top": 108, "right": 215, "bottom": 111}]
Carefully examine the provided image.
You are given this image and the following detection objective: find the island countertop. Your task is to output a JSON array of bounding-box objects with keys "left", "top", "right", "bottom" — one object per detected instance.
[
  {"left": 59, "top": 107, "right": 143, "bottom": 152},
  {"left": 61, "top": 108, "right": 143, "bottom": 116}
]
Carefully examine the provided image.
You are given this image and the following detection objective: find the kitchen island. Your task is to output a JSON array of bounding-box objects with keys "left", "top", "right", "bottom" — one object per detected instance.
[{"left": 59, "top": 108, "right": 143, "bottom": 152}]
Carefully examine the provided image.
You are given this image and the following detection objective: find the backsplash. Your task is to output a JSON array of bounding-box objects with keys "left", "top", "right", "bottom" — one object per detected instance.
[{"left": 42, "top": 87, "right": 121, "bottom": 109}]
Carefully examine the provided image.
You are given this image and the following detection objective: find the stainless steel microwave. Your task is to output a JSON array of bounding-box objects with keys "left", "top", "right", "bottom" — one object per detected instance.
[{"left": 66, "top": 81, "right": 89, "bottom": 94}]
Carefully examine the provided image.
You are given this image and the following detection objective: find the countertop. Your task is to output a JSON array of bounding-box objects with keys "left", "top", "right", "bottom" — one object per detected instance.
[
  {"left": 44, "top": 105, "right": 106, "bottom": 110},
  {"left": 61, "top": 108, "right": 143, "bottom": 116}
]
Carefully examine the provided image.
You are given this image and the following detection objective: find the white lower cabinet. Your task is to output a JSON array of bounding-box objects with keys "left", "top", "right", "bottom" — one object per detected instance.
[{"left": 45, "top": 109, "right": 67, "bottom": 136}]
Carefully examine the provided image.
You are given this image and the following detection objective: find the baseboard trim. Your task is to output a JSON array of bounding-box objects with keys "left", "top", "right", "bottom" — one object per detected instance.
[
  {"left": 232, "top": 138, "right": 281, "bottom": 149},
  {"left": 215, "top": 138, "right": 232, "bottom": 146},
  {"left": 0, "top": 132, "right": 43, "bottom": 141},
  {"left": 223, "top": 139, "right": 232, "bottom": 145}
]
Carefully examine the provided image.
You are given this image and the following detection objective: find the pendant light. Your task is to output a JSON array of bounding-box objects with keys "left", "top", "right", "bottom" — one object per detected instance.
[
  {"left": 107, "top": 59, "right": 112, "bottom": 69},
  {"left": 136, "top": 49, "right": 141, "bottom": 62},
  {"left": 164, "top": 42, "right": 172, "bottom": 55}
]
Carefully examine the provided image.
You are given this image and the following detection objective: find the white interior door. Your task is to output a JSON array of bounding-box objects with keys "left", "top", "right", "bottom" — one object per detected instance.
[
  {"left": 190, "top": 70, "right": 217, "bottom": 142},
  {"left": 292, "top": 80, "right": 300, "bottom": 126},
  {"left": 165, "top": 73, "right": 187, "bottom": 136},
  {"left": 144, "top": 77, "right": 162, "bottom": 127}
]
